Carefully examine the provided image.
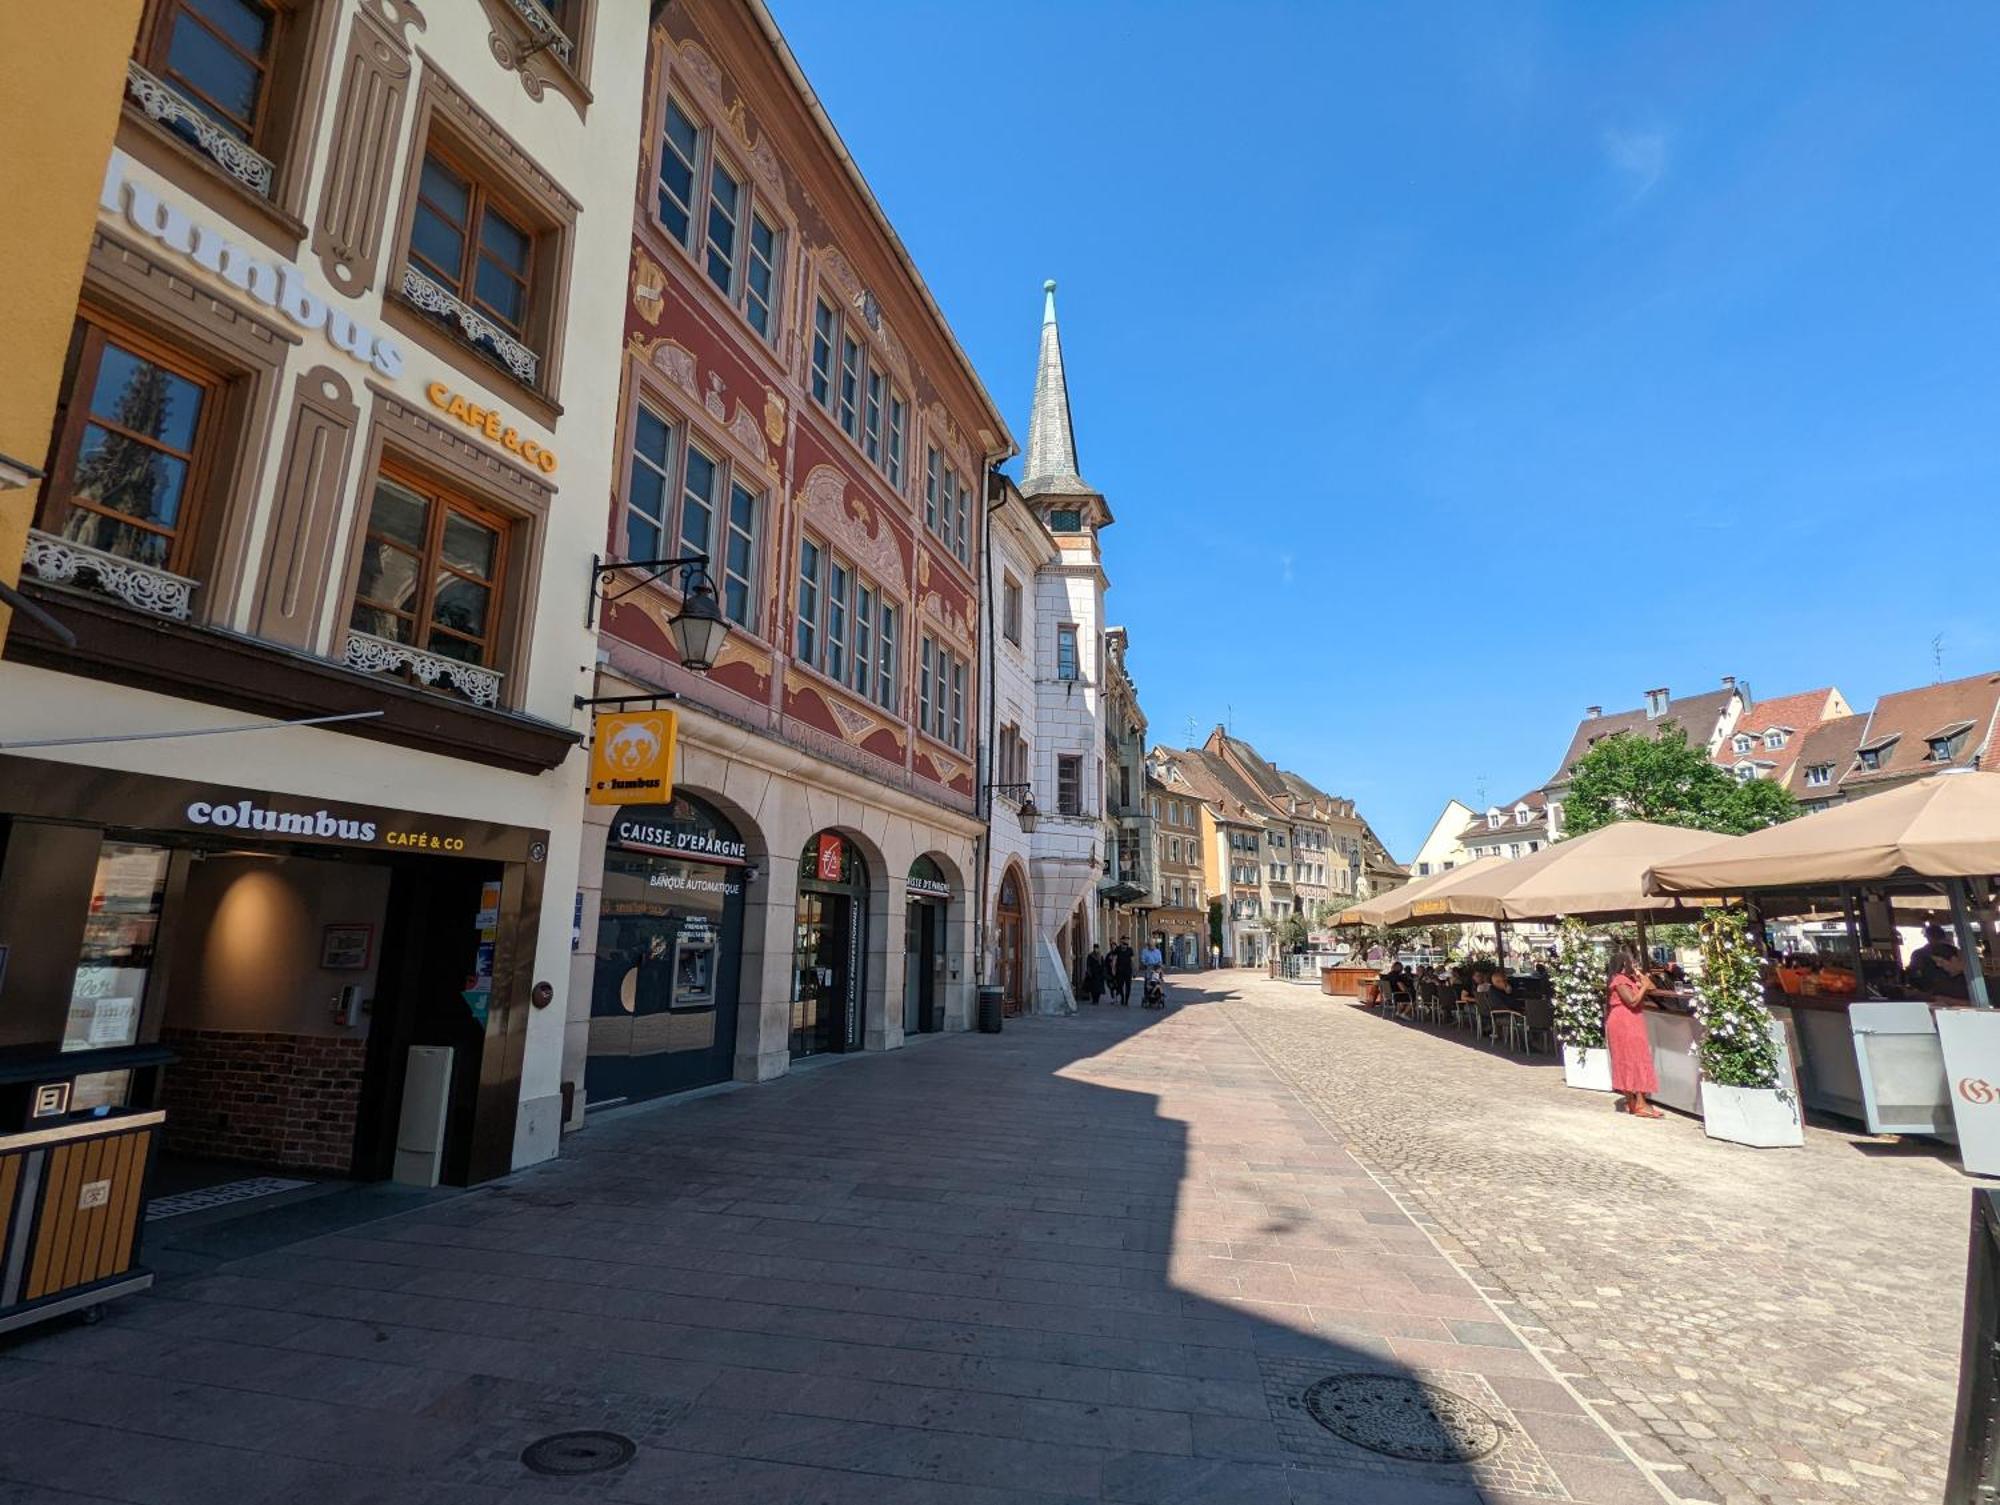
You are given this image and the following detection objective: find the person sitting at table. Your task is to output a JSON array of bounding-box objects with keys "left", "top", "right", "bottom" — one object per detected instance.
[
  {"left": 1906, "top": 923, "right": 1953, "bottom": 993},
  {"left": 1606, "top": 947, "right": 1662, "bottom": 1118},
  {"left": 1488, "top": 967, "right": 1515, "bottom": 1001},
  {"left": 1930, "top": 944, "right": 1971, "bottom": 1002}
]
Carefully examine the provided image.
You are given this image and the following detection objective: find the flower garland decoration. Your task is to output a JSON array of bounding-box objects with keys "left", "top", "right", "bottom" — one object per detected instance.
[
  {"left": 1551, "top": 917, "right": 1606, "bottom": 1056},
  {"left": 1692, "top": 906, "right": 1781, "bottom": 1089}
]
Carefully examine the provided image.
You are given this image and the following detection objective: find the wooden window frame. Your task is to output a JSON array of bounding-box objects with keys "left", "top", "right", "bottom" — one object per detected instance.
[
  {"left": 1057, "top": 755, "right": 1083, "bottom": 817},
  {"left": 136, "top": 0, "right": 282, "bottom": 148},
  {"left": 37, "top": 315, "right": 227, "bottom": 579},
  {"left": 410, "top": 144, "right": 538, "bottom": 341},
  {"left": 1002, "top": 574, "right": 1021, "bottom": 645},
  {"left": 350, "top": 460, "right": 512, "bottom": 671},
  {"left": 387, "top": 74, "right": 578, "bottom": 419}
]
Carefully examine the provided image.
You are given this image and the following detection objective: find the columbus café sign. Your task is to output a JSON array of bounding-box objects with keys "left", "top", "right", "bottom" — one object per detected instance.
[{"left": 100, "top": 150, "right": 405, "bottom": 378}]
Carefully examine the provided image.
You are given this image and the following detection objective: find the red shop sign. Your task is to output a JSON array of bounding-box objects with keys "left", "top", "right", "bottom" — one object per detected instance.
[{"left": 816, "top": 834, "right": 845, "bottom": 882}]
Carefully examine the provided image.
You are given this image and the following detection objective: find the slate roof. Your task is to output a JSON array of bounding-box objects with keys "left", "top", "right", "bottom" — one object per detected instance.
[
  {"left": 1548, "top": 686, "right": 1742, "bottom": 785},
  {"left": 1021, "top": 281, "right": 1095, "bottom": 498},
  {"left": 1837, "top": 671, "right": 2000, "bottom": 792}
]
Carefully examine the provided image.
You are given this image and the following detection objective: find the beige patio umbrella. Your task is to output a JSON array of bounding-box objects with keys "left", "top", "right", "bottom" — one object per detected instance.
[
  {"left": 1646, "top": 770, "right": 2000, "bottom": 893},
  {"left": 1332, "top": 863, "right": 1470, "bottom": 927},
  {"left": 1336, "top": 857, "right": 1512, "bottom": 928}
]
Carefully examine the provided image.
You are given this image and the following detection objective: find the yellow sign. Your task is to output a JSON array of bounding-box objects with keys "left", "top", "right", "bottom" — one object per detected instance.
[
  {"left": 589, "top": 709, "right": 676, "bottom": 806},
  {"left": 1412, "top": 899, "right": 1452, "bottom": 917},
  {"left": 426, "top": 382, "right": 557, "bottom": 472}
]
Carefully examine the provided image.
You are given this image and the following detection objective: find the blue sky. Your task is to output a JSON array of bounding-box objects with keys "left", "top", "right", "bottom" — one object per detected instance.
[{"left": 773, "top": 2, "right": 2000, "bottom": 859}]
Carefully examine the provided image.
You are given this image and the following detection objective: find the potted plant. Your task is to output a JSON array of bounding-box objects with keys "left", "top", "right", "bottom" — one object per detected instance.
[
  {"left": 1692, "top": 906, "right": 1802, "bottom": 1147},
  {"left": 1552, "top": 917, "right": 1612, "bottom": 1092}
]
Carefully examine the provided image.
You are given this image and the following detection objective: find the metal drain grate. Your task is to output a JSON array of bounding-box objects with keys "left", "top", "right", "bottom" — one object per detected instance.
[
  {"left": 1303, "top": 1374, "right": 1502, "bottom": 1463},
  {"left": 520, "top": 1430, "right": 636, "bottom": 1476}
]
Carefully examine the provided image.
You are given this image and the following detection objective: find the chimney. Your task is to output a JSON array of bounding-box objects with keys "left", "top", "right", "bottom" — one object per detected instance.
[
  {"left": 1722, "top": 675, "right": 1736, "bottom": 690},
  {"left": 1645, "top": 687, "right": 1670, "bottom": 719},
  {"left": 1585, "top": 705, "right": 1602, "bottom": 719}
]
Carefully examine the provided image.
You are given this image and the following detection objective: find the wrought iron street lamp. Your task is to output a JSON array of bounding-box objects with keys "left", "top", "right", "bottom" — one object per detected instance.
[
  {"left": 586, "top": 552, "right": 730, "bottom": 673},
  {"left": 985, "top": 782, "right": 1038, "bottom": 834}
]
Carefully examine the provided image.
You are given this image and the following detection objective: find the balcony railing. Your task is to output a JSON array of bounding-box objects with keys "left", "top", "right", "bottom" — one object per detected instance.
[
  {"left": 400, "top": 264, "right": 539, "bottom": 387},
  {"left": 342, "top": 629, "right": 503, "bottom": 709},
  {"left": 125, "top": 61, "right": 274, "bottom": 198},
  {"left": 22, "top": 528, "right": 197, "bottom": 620},
  {"left": 506, "top": 0, "right": 575, "bottom": 64}
]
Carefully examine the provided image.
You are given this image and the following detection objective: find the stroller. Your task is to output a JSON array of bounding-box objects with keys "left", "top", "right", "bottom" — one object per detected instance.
[{"left": 1141, "top": 965, "right": 1166, "bottom": 1010}]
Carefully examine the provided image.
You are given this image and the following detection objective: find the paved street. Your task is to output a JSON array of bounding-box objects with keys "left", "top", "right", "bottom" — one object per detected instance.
[
  {"left": 1228, "top": 972, "right": 1968, "bottom": 1505},
  {"left": 0, "top": 978, "right": 1672, "bottom": 1505}
]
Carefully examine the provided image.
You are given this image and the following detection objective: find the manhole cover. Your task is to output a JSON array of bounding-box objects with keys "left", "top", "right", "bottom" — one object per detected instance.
[
  {"left": 520, "top": 1430, "right": 636, "bottom": 1476},
  {"left": 1302, "top": 1374, "right": 1502, "bottom": 1462}
]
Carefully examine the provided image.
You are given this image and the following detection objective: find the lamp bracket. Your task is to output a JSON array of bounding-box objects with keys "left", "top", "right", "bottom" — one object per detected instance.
[
  {"left": 587, "top": 553, "right": 713, "bottom": 627},
  {"left": 574, "top": 693, "right": 680, "bottom": 712}
]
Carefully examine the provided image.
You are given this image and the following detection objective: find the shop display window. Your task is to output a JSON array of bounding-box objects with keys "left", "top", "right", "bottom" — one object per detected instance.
[{"left": 61, "top": 841, "right": 172, "bottom": 1111}]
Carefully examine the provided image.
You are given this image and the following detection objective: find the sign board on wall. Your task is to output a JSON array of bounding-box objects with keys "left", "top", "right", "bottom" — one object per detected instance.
[
  {"left": 589, "top": 710, "right": 677, "bottom": 806},
  {"left": 817, "top": 835, "right": 845, "bottom": 883}
]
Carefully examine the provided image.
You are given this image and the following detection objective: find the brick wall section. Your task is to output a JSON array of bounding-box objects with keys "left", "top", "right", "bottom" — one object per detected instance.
[{"left": 160, "top": 1028, "right": 367, "bottom": 1173}]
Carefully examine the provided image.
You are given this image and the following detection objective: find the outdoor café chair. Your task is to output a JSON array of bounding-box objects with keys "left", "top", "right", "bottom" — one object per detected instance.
[
  {"left": 1491, "top": 1006, "right": 1528, "bottom": 1053},
  {"left": 1524, "top": 996, "right": 1557, "bottom": 1054}
]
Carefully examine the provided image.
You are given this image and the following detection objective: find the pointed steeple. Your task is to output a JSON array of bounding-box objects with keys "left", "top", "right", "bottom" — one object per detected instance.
[{"left": 1022, "top": 279, "right": 1093, "bottom": 498}]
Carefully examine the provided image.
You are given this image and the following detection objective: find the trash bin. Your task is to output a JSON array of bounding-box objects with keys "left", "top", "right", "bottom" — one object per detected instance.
[{"left": 977, "top": 985, "right": 1004, "bottom": 1034}]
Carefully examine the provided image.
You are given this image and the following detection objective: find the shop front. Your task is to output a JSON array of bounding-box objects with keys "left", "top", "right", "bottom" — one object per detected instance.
[
  {"left": 0, "top": 755, "right": 550, "bottom": 1203},
  {"left": 792, "top": 831, "right": 868, "bottom": 1058},
  {"left": 586, "top": 795, "right": 747, "bottom": 1106}
]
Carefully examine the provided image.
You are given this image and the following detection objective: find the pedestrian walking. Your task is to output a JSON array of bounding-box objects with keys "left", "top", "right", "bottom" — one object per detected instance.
[
  {"left": 1112, "top": 941, "right": 1134, "bottom": 1006},
  {"left": 1605, "top": 948, "right": 1662, "bottom": 1118},
  {"left": 1084, "top": 945, "right": 1106, "bottom": 1005}
]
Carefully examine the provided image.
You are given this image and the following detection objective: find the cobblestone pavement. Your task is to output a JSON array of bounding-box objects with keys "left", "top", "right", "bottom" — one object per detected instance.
[
  {"left": 0, "top": 988, "right": 1667, "bottom": 1505},
  {"left": 1222, "top": 971, "right": 1969, "bottom": 1505}
]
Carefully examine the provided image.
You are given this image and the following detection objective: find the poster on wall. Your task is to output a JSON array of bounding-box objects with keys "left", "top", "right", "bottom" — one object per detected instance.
[
  {"left": 465, "top": 879, "right": 502, "bottom": 1028},
  {"left": 322, "top": 924, "right": 373, "bottom": 970}
]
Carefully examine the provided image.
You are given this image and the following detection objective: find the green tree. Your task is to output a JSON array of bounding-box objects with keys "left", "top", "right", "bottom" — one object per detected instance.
[
  {"left": 1562, "top": 724, "right": 1798, "bottom": 837},
  {"left": 1269, "top": 911, "right": 1309, "bottom": 950}
]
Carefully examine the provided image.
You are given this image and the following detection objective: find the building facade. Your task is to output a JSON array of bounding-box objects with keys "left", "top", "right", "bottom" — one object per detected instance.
[
  {"left": 1146, "top": 770, "right": 1208, "bottom": 968},
  {"left": 1, "top": 0, "right": 650, "bottom": 1184},
  {"left": 1100, "top": 626, "right": 1153, "bottom": 946},
  {"left": 574, "top": 0, "right": 1013, "bottom": 1113}
]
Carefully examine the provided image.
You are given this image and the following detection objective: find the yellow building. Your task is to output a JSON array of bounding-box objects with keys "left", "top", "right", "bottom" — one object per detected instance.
[{"left": 0, "top": 1, "right": 145, "bottom": 648}]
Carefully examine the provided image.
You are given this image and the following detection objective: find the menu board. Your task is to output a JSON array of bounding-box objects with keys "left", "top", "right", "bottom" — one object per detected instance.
[{"left": 62, "top": 842, "right": 170, "bottom": 1054}]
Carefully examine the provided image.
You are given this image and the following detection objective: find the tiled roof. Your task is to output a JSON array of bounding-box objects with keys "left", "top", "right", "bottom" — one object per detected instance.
[
  {"left": 1716, "top": 688, "right": 1842, "bottom": 786},
  {"left": 1782, "top": 715, "right": 1868, "bottom": 802},
  {"left": 1548, "top": 686, "right": 1741, "bottom": 785},
  {"left": 1458, "top": 789, "right": 1548, "bottom": 844},
  {"left": 1837, "top": 671, "right": 2000, "bottom": 791},
  {"left": 1154, "top": 749, "right": 1266, "bottom": 826}
]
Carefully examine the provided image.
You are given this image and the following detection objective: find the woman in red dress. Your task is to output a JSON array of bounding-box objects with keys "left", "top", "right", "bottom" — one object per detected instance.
[{"left": 1605, "top": 948, "right": 1662, "bottom": 1118}]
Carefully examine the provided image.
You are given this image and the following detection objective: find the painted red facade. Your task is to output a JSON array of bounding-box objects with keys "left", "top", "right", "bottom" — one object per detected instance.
[{"left": 600, "top": 2, "right": 1002, "bottom": 809}]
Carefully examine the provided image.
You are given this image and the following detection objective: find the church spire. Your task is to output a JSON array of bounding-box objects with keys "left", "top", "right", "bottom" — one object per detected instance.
[{"left": 1022, "top": 279, "right": 1093, "bottom": 498}]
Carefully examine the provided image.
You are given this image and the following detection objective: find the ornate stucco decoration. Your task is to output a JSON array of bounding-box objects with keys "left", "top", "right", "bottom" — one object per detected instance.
[
  {"left": 673, "top": 41, "right": 788, "bottom": 215},
  {"left": 796, "top": 464, "right": 907, "bottom": 595},
  {"left": 817, "top": 247, "right": 912, "bottom": 385},
  {"left": 627, "top": 333, "right": 699, "bottom": 401}
]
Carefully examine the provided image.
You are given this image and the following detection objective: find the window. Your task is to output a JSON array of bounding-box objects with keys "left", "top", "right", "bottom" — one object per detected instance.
[
  {"left": 1858, "top": 744, "right": 1886, "bottom": 771},
  {"left": 863, "top": 368, "right": 884, "bottom": 464},
  {"left": 924, "top": 447, "right": 941, "bottom": 533},
  {"left": 1804, "top": 763, "right": 1833, "bottom": 788},
  {"left": 938, "top": 466, "right": 956, "bottom": 558},
  {"left": 623, "top": 404, "right": 762, "bottom": 631},
  {"left": 1930, "top": 736, "right": 1958, "bottom": 763},
  {"left": 1056, "top": 624, "right": 1079, "bottom": 681},
  {"left": 350, "top": 470, "right": 507, "bottom": 671},
  {"left": 745, "top": 214, "right": 780, "bottom": 339},
  {"left": 922, "top": 445, "right": 974, "bottom": 565},
  {"left": 1002, "top": 575, "right": 1022, "bottom": 645},
  {"left": 1734, "top": 734, "right": 1753, "bottom": 754},
  {"left": 810, "top": 301, "right": 836, "bottom": 408},
  {"left": 1049, "top": 508, "right": 1082, "bottom": 532},
  {"left": 1764, "top": 729, "right": 1785, "bottom": 750},
  {"left": 38, "top": 319, "right": 218, "bottom": 572},
  {"left": 851, "top": 581, "right": 874, "bottom": 699},
  {"left": 1487, "top": 811, "right": 1502, "bottom": 830},
  {"left": 918, "top": 635, "right": 933, "bottom": 731},
  {"left": 917, "top": 634, "right": 968, "bottom": 750},
  {"left": 406, "top": 147, "right": 547, "bottom": 381},
  {"left": 704, "top": 158, "right": 742, "bottom": 293},
  {"left": 836, "top": 334, "right": 861, "bottom": 439},
  {"left": 135, "top": 0, "right": 281, "bottom": 167},
  {"left": 950, "top": 656, "right": 965, "bottom": 750},
  {"left": 955, "top": 477, "right": 972, "bottom": 566},
  {"left": 1734, "top": 764, "right": 1757, "bottom": 782},
  {"left": 826, "top": 560, "right": 849, "bottom": 682},
  {"left": 886, "top": 395, "right": 906, "bottom": 491},
  {"left": 876, "top": 602, "right": 898, "bottom": 712},
  {"left": 657, "top": 98, "right": 701, "bottom": 246},
  {"left": 1057, "top": 756, "right": 1083, "bottom": 816},
  {"left": 795, "top": 538, "right": 820, "bottom": 664}
]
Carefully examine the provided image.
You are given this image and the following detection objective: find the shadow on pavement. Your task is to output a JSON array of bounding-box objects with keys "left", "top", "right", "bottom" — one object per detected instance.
[{"left": 0, "top": 980, "right": 1654, "bottom": 1504}]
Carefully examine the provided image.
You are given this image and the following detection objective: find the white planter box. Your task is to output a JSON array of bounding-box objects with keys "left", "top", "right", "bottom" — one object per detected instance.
[
  {"left": 1701, "top": 1082, "right": 1804, "bottom": 1148},
  {"left": 1562, "top": 1044, "right": 1614, "bottom": 1093}
]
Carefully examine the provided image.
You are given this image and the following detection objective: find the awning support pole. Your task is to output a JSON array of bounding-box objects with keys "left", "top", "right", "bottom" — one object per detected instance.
[
  {"left": 1493, "top": 920, "right": 1507, "bottom": 966},
  {"left": 1949, "top": 877, "right": 1992, "bottom": 1010}
]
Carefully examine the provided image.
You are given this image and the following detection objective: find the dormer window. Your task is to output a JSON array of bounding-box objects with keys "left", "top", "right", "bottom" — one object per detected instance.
[
  {"left": 1514, "top": 804, "right": 1531, "bottom": 825},
  {"left": 1733, "top": 734, "right": 1753, "bottom": 755},
  {"left": 1857, "top": 745, "right": 1886, "bottom": 771},
  {"left": 1804, "top": 763, "right": 1833, "bottom": 788},
  {"left": 1734, "top": 764, "right": 1757, "bottom": 782},
  {"left": 1487, "top": 810, "right": 1503, "bottom": 830},
  {"left": 1925, "top": 721, "right": 1974, "bottom": 764},
  {"left": 1764, "top": 729, "right": 1786, "bottom": 750}
]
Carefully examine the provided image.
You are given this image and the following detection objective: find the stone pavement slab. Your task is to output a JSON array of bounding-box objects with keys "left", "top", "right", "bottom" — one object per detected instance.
[
  {"left": 1225, "top": 970, "right": 1967, "bottom": 1505},
  {"left": 1, "top": 982, "right": 1666, "bottom": 1503}
]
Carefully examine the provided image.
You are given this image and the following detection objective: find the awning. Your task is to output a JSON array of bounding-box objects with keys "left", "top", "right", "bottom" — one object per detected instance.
[{"left": 1647, "top": 770, "right": 2000, "bottom": 893}]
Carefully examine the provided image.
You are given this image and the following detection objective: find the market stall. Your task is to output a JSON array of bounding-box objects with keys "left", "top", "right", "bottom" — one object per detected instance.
[{"left": 1649, "top": 771, "right": 2000, "bottom": 1170}]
